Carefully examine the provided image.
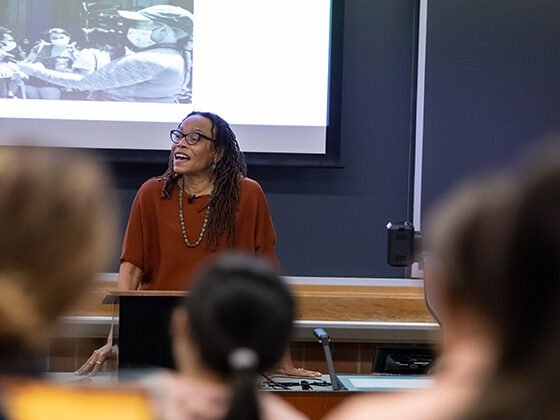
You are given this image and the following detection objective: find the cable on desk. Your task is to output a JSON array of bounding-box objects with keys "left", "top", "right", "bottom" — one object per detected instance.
[
  {"left": 259, "top": 374, "right": 333, "bottom": 390},
  {"left": 260, "top": 373, "right": 291, "bottom": 390}
]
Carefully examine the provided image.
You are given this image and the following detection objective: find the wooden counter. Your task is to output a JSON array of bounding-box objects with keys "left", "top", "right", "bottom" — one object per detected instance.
[{"left": 67, "top": 281, "right": 434, "bottom": 323}]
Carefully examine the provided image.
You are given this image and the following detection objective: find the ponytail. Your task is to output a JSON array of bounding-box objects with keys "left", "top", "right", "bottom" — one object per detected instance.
[
  {"left": 224, "top": 347, "right": 260, "bottom": 420},
  {"left": 184, "top": 255, "right": 295, "bottom": 420}
]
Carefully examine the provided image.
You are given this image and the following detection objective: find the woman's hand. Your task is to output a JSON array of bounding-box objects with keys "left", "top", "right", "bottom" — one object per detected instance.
[
  {"left": 74, "top": 340, "right": 118, "bottom": 376},
  {"left": 270, "top": 350, "right": 322, "bottom": 378},
  {"left": 75, "top": 263, "right": 140, "bottom": 377},
  {"left": 143, "top": 372, "right": 229, "bottom": 420},
  {"left": 271, "top": 363, "right": 322, "bottom": 378}
]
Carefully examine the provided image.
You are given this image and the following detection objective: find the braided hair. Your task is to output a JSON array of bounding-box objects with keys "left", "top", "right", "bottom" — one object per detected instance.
[{"left": 160, "top": 111, "right": 247, "bottom": 250}]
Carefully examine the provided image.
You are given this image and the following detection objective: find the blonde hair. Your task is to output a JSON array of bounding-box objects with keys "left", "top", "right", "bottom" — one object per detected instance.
[{"left": 0, "top": 147, "right": 116, "bottom": 355}]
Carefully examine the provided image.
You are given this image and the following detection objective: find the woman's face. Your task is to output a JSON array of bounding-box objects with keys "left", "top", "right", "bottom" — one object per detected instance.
[
  {"left": 172, "top": 115, "right": 217, "bottom": 177},
  {"left": 50, "top": 32, "right": 69, "bottom": 47}
]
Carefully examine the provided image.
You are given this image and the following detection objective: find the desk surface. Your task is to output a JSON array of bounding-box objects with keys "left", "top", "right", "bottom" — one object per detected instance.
[
  {"left": 45, "top": 372, "right": 432, "bottom": 392},
  {"left": 263, "top": 373, "right": 432, "bottom": 392},
  {"left": 267, "top": 374, "right": 433, "bottom": 420},
  {"left": 338, "top": 374, "right": 433, "bottom": 391}
]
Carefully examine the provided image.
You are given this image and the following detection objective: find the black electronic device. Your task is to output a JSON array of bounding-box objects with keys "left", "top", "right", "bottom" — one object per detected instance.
[
  {"left": 385, "top": 353, "right": 432, "bottom": 373},
  {"left": 386, "top": 222, "right": 422, "bottom": 267},
  {"left": 372, "top": 346, "right": 434, "bottom": 375},
  {"left": 300, "top": 380, "right": 312, "bottom": 390}
]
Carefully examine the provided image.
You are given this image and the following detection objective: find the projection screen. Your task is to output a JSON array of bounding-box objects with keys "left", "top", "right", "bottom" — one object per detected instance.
[{"left": 0, "top": 0, "right": 335, "bottom": 156}]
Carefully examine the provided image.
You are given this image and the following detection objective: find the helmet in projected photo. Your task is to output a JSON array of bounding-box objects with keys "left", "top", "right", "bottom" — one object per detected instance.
[{"left": 118, "top": 5, "right": 193, "bottom": 33}]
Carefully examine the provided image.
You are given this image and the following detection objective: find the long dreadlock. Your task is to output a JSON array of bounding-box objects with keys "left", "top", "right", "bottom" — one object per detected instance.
[{"left": 159, "top": 111, "right": 247, "bottom": 250}]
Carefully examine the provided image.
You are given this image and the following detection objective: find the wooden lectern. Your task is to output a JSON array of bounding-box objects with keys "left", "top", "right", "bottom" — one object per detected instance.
[
  {"left": 101, "top": 285, "right": 435, "bottom": 372},
  {"left": 100, "top": 288, "right": 435, "bottom": 420},
  {"left": 103, "top": 291, "right": 187, "bottom": 371}
]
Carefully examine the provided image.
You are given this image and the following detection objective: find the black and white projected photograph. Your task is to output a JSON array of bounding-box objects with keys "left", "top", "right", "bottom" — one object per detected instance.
[
  {"left": 0, "top": 0, "right": 333, "bottom": 154},
  {"left": 0, "top": 0, "right": 193, "bottom": 103}
]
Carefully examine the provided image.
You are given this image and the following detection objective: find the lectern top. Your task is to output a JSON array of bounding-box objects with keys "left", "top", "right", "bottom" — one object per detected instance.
[{"left": 102, "top": 290, "right": 188, "bottom": 304}]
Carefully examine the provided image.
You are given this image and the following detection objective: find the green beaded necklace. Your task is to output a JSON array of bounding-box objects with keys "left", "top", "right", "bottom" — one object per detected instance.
[{"left": 179, "top": 180, "right": 212, "bottom": 248}]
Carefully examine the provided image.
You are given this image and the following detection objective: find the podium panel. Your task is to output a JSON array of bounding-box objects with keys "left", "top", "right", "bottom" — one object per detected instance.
[{"left": 115, "top": 294, "right": 185, "bottom": 371}]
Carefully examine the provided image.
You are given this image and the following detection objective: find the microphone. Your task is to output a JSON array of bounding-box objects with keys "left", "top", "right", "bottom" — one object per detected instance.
[
  {"left": 187, "top": 194, "right": 197, "bottom": 204},
  {"left": 313, "top": 328, "right": 329, "bottom": 342},
  {"left": 313, "top": 328, "right": 347, "bottom": 391}
]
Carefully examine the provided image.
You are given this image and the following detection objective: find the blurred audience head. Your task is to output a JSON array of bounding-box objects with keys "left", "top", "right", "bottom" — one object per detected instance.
[
  {"left": 423, "top": 174, "right": 511, "bottom": 331},
  {"left": 0, "top": 146, "right": 116, "bottom": 360},
  {"left": 425, "top": 141, "right": 560, "bottom": 419},
  {"left": 171, "top": 253, "right": 294, "bottom": 420}
]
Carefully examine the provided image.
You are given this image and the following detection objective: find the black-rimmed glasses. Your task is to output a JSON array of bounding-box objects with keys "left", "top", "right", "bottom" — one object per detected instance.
[{"left": 170, "top": 130, "right": 215, "bottom": 145}]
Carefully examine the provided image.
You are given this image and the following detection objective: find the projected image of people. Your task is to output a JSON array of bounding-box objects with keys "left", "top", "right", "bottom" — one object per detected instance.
[
  {"left": 0, "top": 27, "right": 27, "bottom": 98},
  {"left": 0, "top": 0, "right": 193, "bottom": 103}
]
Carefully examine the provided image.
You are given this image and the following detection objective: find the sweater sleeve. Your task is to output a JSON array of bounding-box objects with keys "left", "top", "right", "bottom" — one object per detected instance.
[
  {"left": 253, "top": 182, "right": 278, "bottom": 266},
  {"left": 120, "top": 187, "right": 146, "bottom": 270}
]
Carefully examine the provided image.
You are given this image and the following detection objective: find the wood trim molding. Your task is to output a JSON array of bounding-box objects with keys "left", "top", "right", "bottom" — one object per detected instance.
[
  {"left": 67, "top": 282, "right": 434, "bottom": 323},
  {"left": 291, "top": 285, "right": 433, "bottom": 322}
]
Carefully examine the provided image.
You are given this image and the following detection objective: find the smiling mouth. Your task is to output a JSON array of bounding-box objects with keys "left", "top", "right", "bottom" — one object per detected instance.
[{"left": 174, "top": 153, "right": 190, "bottom": 161}]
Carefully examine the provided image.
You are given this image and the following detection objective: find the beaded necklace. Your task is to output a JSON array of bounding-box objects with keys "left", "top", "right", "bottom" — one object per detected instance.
[{"left": 179, "top": 180, "right": 212, "bottom": 248}]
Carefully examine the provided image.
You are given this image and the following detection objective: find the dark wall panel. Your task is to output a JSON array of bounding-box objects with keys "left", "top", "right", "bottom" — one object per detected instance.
[{"left": 421, "top": 0, "right": 560, "bottom": 217}]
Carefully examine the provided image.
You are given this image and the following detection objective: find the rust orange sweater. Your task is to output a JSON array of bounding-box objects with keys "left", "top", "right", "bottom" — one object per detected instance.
[{"left": 121, "top": 177, "right": 277, "bottom": 290}]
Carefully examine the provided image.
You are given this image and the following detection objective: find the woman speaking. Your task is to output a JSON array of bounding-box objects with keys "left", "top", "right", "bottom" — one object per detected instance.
[{"left": 76, "top": 111, "right": 320, "bottom": 378}]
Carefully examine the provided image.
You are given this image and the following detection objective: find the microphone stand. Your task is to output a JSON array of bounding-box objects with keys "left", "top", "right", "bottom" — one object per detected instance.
[{"left": 313, "top": 328, "right": 347, "bottom": 391}]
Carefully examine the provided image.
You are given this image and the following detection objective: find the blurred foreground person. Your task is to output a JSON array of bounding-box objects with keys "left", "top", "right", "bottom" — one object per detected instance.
[
  {"left": 458, "top": 145, "right": 560, "bottom": 420},
  {"left": 0, "top": 147, "right": 115, "bottom": 370},
  {"left": 326, "top": 177, "right": 506, "bottom": 420},
  {"left": 0, "top": 147, "right": 152, "bottom": 419},
  {"left": 147, "top": 253, "right": 308, "bottom": 420},
  {"left": 327, "top": 143, "right": 560, "bottom": 420}
]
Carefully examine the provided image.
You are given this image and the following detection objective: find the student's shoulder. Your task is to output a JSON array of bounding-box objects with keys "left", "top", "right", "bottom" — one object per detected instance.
[{"left": 324, "top": 388, "right": 466, "bottom": 420}]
